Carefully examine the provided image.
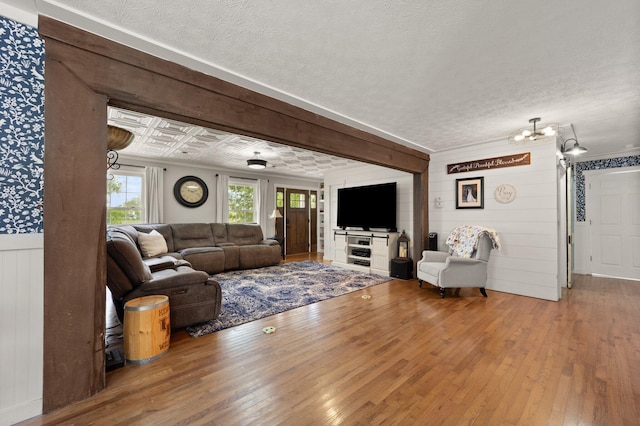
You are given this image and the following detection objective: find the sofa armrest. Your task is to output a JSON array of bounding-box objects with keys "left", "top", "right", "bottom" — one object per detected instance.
[
  {"left": 261, "top": 239, "right": 279, "bottom": 246},
  {"left": 445, "top": 257, "right": 484, "bottom": 266},
  {"left": 216, "top": 242, "right": 236, "bottom": 247},
  {"left": 138, "top": 266, "right": 210, "bottom": 292},
  {"left": 419, "top": 250, "right": 450, "bottom": 263},
  {"left": 144, "top": 255, "right": 181, "bottom": 273}
]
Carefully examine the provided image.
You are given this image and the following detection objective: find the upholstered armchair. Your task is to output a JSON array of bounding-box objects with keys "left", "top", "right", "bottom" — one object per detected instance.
[{"left": 417, "top": 227, "right": 498, "bottom": 298}]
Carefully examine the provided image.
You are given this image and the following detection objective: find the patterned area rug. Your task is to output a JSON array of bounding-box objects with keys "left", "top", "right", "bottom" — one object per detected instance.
[{"left": 185, "top": 260, "right": 393, "bottom": 337}]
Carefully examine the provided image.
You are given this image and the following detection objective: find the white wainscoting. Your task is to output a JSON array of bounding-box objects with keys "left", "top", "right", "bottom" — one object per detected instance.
[{"left": 0, "top": 234, "right": 44, "bottom": 425}]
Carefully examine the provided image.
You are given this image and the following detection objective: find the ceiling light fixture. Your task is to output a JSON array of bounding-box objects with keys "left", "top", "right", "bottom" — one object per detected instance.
[
  {"left": 247, "top": 151, "right": 267, "bottom": 169},
  {"left": 509, "top": 117, "right": 557, "bottom": 145},
  {"left": 561, "top": 124, "right": 588, "bottom": 156}
]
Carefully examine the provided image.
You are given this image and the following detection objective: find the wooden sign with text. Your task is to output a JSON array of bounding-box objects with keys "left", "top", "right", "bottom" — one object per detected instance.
[{"left": 447, "top": 152, "right": 530, "bottom": 174}]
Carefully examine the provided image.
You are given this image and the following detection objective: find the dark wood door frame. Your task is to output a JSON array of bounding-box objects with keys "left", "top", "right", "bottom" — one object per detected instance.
[
  {"left": 310, "top": 190, "right": 318, "bottom": 253},
  {"left": 39, "top": 16, "right": 429, "bottom": 412}
]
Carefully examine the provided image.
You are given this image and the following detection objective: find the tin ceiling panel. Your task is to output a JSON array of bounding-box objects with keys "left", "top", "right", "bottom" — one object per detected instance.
[{"left": 107, "top": 107, "right": 361, "bottom": 178}]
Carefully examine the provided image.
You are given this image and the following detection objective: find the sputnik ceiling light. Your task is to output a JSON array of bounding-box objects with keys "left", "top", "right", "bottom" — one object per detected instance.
[
  {"left": 247, "top": 151, "right": 267, "bottom": 169},
  {"left": 508, "top": 117, "right": 557, "bottom": 145}
]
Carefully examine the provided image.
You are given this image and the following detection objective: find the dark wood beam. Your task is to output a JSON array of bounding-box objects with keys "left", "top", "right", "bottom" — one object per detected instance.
[
  {"left": 39, "top": 16, "right": 430, "bottom": 412},
  {"left": 39, "top": 16, "right": 430, "bottom": 174},
  {"left": 43, "top": 57, "right": 108, "bottom": 411}
]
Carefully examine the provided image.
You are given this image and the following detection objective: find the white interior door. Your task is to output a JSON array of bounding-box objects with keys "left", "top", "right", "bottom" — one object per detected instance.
[{"left": 588, "top": 168, "right": 640, "bottom": 280}]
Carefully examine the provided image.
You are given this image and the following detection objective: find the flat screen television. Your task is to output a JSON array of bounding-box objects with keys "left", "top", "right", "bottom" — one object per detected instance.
[{"left": 337, "top": 182, "right": 397, "bottom": 231}]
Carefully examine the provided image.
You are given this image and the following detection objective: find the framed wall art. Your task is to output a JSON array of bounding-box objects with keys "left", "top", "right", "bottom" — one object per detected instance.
[{"left": 456, "top": 176, "right": 484, "bottom": 209}]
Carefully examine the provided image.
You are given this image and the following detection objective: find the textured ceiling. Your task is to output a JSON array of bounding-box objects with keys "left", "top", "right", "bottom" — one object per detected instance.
[{"left": 27, "top": 0, "right": 640, "bottom": 169}]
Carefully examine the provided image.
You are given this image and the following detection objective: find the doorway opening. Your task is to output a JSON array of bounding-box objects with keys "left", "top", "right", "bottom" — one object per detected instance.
[{"left": 276, "top": 187, "right": 319, "bottom": 256}]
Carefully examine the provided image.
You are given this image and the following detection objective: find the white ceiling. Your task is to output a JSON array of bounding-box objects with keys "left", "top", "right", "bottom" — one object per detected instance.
[{"left": 14, "top": 1, "right": 640, "bottom": 174}]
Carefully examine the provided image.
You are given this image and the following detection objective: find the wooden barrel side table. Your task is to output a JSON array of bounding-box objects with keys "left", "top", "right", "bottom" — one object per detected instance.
[{"left": 124, "top": 295, "right": 170, "bottom": 363}]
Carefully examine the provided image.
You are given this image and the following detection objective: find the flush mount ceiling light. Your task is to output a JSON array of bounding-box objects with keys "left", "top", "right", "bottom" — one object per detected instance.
[
  {"left": 508, "top": 117, "right": 557, "bottom": 145},
  {"left": 247, "top": 151, "right": 267, "bottom": 169}
]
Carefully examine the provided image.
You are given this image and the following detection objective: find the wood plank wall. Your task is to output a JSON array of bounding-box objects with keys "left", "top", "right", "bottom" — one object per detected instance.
[
  {"left": 428, "top": 139, "right": 561, "bottom": 300},
  {"left": 323, "top": 164, "right": 414, "bottom": 261}
]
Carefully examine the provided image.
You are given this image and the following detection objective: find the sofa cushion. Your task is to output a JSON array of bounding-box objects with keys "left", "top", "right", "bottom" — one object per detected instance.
[
  {"left": 211, "top": 223, "right": 229, "bottom": 244},
  {"left": 418, "top": 261, "right": 445, "bottom": 283},
  {"left": 238, "top": 244, "right": 282, "bottom": 269},
  {"left": 106, "top": 256, "right": 134, "bottom": 299},
  {"left": 179, "top": 247, "right": 225, "bottom": 275},
  {"left": 133, "top": 224, "right": 175, "bottom": 252},
  {"left": 219, "top": 245, "right": 240, "bottom": 270},
  {"left": 144, "top": 255, "right": 184, "bottom": 273},
  {"left": 143, "top": 266, "right": 210, "bottom": 288},
  {"left": 109, "top": 224, "right": 138, "bottom": 242},
  {"left": 171, "top": 223, "right": 215, "bottom": 250},
  {"left": 138, "top": 229, "right": 168, "bottom": 258},
  {"left": 106, "top": 231, "right": 152, "bottom": 286},
  {"left": 226, "top": 223, "right": 264, "bottom": 246},
  {"left": 124, "top": 273, "right": 221, "bottom": 329}
]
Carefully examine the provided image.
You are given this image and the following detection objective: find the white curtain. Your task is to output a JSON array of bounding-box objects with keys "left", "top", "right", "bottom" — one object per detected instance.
[
  {"left": 216, "top": 174, "right": 229, "bottom": 222},
  {"left": 145, "top": 166, "right": 164, "bottom": 223},
  {"left": 257, "top": 179, "right": 270, "bottom": 237}
]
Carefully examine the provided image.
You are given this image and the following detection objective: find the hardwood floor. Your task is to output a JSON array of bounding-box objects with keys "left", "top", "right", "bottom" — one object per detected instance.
[{"left": 20, "top": 257, "right": 640, "bottom": 425}]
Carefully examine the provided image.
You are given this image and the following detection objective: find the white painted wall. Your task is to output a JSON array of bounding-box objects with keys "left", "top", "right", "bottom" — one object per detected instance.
[
  {"left": 429, "top": 139, "right": 562, "bottom": 301},
  {"left": 0, "top": 234, "right": 44, "bottom": 426},
  {"left": 323, "top": 164, "right": 414, "bottom": 261},
  {"left": 0, "top": 1, "right": 37, "bottom": 27},
  {"left": 161, "top": 162, "right": 218, "bottom": 224},
  {"left": 118, "top": 156, "right": 320, "bottom": 234}
]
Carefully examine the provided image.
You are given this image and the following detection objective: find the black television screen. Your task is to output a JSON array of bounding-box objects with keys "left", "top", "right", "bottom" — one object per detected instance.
[{"left": 337, "top": 182, "right": 397, "bottom": 231}]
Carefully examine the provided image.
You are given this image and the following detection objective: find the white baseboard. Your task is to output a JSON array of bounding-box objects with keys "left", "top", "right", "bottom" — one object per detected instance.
[{"left": 0, "top": 399, "right": 42, "bottom": 426}]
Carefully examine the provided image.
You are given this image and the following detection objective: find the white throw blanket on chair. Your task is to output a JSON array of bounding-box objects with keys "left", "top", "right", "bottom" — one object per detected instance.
[{"left": 445, "top": 225, "right": 501, "bottom": 258}]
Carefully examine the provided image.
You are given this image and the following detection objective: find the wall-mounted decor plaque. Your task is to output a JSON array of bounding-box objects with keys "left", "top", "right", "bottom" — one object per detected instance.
[
  {"left": 447, "top": 152, "right": 530, "bottom": 174},
  {"left": 494, "top": 184, "right": 517, "bottom": 204}
]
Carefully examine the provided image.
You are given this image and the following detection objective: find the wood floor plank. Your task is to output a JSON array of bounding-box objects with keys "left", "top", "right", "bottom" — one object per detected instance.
[{"left": 18, "top": 259, "right": 640, "bottom": 425}]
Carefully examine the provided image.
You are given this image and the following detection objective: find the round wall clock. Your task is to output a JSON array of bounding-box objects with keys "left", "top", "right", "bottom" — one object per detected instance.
[{"left": 173, "top": 175, "right": 208, "bottom": 208}]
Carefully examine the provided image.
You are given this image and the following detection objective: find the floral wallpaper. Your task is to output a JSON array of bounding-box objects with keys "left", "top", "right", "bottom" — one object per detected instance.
[
  {"left": 574, "top": 155, "right": 640, "bottom": 222},
  {"left": 0, "top": 16, "right": 44, "bottom": 234}
]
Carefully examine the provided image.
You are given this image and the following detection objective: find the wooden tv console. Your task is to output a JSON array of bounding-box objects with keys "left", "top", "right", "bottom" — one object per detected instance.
[{"left": 332, "top": 229, "right": 398, "bottom": 276}]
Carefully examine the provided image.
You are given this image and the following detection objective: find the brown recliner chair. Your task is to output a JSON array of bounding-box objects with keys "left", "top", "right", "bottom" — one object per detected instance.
[{"left": 106, "top": 228, "right": 221, "bottom": 329}]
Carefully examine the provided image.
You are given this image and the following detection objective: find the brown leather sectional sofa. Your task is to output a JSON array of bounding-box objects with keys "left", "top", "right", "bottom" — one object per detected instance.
[{"left": 106, "top": 222, "right": 281, "bottom": 329}]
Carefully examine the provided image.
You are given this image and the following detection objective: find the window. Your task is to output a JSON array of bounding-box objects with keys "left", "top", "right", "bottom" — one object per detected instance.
[
  {"left": 310, "top": 193, "right": 317, "bottom": 210},
  {"left": 228, "top": 181, "right": 257, "bottom": 223},
  {"left": 276, "top": 190, "right": 284, "bottom": 208},
  {"left": 106, "top": 170, "right": 145, "bottom": 225},
  {"left": 289, "top": 193, "right": 306, "bottom": 209}
]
